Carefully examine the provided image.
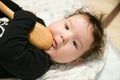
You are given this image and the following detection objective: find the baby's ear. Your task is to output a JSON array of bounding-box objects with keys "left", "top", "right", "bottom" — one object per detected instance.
[{"left": 68, "top": 58, "right": 83, "bottom": 65}]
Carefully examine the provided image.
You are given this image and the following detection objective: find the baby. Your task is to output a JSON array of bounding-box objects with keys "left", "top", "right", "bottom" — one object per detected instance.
[{"left": 0, "top": 0, "right": 105, "bottom": 79}]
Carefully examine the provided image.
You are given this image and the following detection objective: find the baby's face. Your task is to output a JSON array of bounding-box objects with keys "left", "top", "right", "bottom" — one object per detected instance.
[{"left": 45, "top": 14, "right": 94, "bottom": 64}]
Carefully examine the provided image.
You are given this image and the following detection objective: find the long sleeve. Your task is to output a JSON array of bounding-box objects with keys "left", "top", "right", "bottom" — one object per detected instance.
[{"left": 0, "top": 10, "right": 52, "bottom": 79}]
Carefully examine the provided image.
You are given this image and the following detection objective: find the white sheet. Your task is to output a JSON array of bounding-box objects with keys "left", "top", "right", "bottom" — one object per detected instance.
[{"left": 95, "top": 39, "right": 120, "bottom": 80}]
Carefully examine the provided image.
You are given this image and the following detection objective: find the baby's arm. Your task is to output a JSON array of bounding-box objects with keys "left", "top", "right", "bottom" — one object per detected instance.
[{"left": 0, "top": 1, "right": 53, "bottom": 49}]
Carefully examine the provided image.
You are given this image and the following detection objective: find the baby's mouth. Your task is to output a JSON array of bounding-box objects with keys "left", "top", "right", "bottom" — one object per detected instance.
[{"left": 52, "top": 38, "right": 57, "bottom": 48}]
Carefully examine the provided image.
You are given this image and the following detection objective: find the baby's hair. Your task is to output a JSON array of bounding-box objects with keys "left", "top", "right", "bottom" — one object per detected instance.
[{"left": 65, "top": 7, "right": 105, "bottom": 61}]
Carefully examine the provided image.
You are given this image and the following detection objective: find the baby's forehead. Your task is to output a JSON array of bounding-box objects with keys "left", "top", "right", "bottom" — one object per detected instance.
[
  {"left": 67, "top": 14, "right": 90, "bottom": 22},
  {"left": 67, "top": 14, "right": 92, "bottom": 25}
]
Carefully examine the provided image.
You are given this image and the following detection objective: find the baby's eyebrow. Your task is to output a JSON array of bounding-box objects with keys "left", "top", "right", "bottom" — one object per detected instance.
[{"left": 66, "top": 19, "right": 73, "bottom": 30}]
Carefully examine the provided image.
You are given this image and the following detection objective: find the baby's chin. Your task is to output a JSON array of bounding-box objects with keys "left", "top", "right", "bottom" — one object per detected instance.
[{"left": 44, "top": 46, "right": 56, "bottom": 55}]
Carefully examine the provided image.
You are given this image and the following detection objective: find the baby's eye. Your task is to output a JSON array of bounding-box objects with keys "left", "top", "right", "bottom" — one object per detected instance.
[
  {"left": 65, "top": 24, "right": 69, "bottom": 30},
  {"left": 73, "top": 41, "right": 77, "bottom": 48}
]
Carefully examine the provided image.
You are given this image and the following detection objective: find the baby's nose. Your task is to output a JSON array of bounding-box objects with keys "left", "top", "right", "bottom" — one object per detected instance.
[{"left": 60, "top": 34, "right": 69, "bottom": 44}]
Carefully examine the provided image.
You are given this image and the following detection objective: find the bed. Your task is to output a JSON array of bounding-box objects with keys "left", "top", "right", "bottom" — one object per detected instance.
[{"left": 1, "top": 0, "right": 120, "bottom": 80}]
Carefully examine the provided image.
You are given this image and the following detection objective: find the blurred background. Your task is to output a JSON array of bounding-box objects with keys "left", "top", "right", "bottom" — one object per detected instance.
[{"left": 84, "top": 0, "right": 120, "bottom": 50}]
